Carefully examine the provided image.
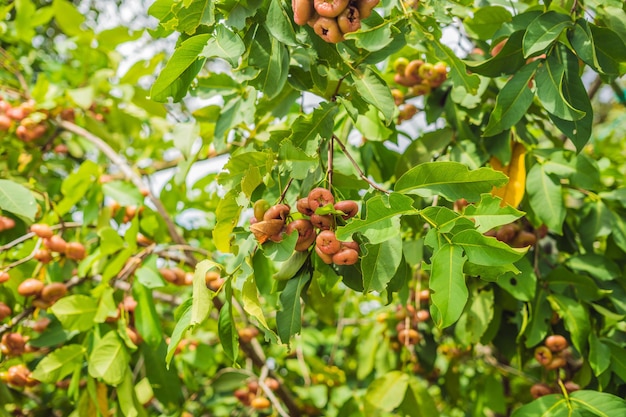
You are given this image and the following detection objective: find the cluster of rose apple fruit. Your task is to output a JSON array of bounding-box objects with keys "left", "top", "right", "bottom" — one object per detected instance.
[
  {"left": 292, "top": 0, "right": 379, "bottom": 43},
  {"left": 250, "top": 187, "right": 360, "bottom": 266}
]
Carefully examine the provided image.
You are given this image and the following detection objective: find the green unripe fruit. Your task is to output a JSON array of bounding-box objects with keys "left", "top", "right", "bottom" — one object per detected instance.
[
  {"left": 393, "top": 57, "right": 409, "bottom": 75},
  {"left": 253, "top": 199, "right": 270, "bottom": 221}
]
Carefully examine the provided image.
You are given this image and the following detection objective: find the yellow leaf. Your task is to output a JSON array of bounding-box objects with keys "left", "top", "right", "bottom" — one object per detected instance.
[{"left": 491, "top": 142, "right": 526, "bottom": 207}]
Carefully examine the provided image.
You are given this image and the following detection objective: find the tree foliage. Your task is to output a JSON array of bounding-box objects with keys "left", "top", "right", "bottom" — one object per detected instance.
[{"left": 1, "top": 0, "right": 626, "bottom": 416}]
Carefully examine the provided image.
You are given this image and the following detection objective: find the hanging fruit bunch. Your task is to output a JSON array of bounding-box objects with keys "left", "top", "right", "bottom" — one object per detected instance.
[
  {"left": 250, "top": 187, "right": 361, "bottom": 268},
  {"left": 292, "top": 0, "right": 380, "bottom": 43},
  {"left": 390, "top": 58, "right": 448, "bottom": 123}
]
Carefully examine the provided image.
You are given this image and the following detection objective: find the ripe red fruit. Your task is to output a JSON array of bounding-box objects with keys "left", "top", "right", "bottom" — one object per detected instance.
[
  {"left": 34, "top": 249, "right": 53, "bottom": 263},
  {"left": 337, "top": 5, "right": 361, "bottom": 34},
  {"left": 0, "top": 114, "right": 12, "bottom": 131},
  {"left": 17, "top": 278, "right": 44, "bottom": 297},
  {"left": 316, "top": 230, "right": 341, "bottom": 255},
  {"left": 296, "top": 198, "right": 314, "bottom": 216},
  {"left": 263, "top": 204, "right": 291, "bottom": 221},
  {"left": 0, "top": 271, "right": 9, "bottom": 283},
  {"left": 31, "top": 223, "right": 54, "bottom": 238},
  {"left": 534, "top": 346, "right": 553, "bottom": 367},
  {"left": 314, "top": 0, "right": 349, "bottom": 18},
  {"left": 40, "top": 282, "right": 68, "bottom": 303},
  {"left": 292, "top": 0, "right": 315, "bottom": 26},
  {"left": 44, "top": 235, "right": 68, "bottom": 253},
  {"left": 530, "top": 383, "right": 553, "bottom": 399},
  {"left": 286, "top": 219, "right": 316, "bottom": 251},
  {"left": 315, "top": 245, "right": 333, "bottom": 264},
  {"left": 332, "top": 247, "right": 359, "bottom": 265},
  {"left": 545, "top": 335, "right": 568, "bottom": 352},
  {"left": 334, "top": 200, "right": 358, "bottom": 220},
  {"left": 310, "top": 214, "right": 333, "bottom": 230},
  {"left": 65, "top": 242, "right": 86, "bottom": 260},
  {"left": 1, "top": 333, "right": 26, "bottom": 356},
  {"left": 308, "top": 188, "right": 335, "bottom": 212},
  {"left": 398, "top": 328, "right": 420, "bottom": 345},
  {"left": 0, "top": 302, "right": 11, "bottom": 321}
]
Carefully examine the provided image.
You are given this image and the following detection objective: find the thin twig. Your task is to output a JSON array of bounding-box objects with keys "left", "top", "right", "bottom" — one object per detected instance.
[
  {"left": 278, "top": 178, "right": 294, "bottom": 205},
  {"left": 327, "top": 136, "right": 334, "bottom": 190},
  {"left": 1, "top": 240, "right": 41, "bottom": 270},
  {"left": 333, "top": 135, "right": 391, "bottom": 194}
]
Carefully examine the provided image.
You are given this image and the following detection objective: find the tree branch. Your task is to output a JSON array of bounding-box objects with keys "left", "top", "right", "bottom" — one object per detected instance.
[{"left": 333, "top": 135, "right": 391, "bottom": 194}]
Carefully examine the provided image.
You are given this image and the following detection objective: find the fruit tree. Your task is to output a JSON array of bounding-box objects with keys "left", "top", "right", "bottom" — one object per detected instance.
[{"left": 1, "top": 0, "right": 626, "bottom": 415}]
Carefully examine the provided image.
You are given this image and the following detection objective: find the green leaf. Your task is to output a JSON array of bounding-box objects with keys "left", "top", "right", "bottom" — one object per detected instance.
[
  {"left": 364, "top": 371, "right": 409, "bottom": 413},
  {"left": 588, "top": 333, "right": 611, "bottom": 376},
  {"left": 547, "top": 45, "right": 593, "bottom": 151},
  {"left": 151, "top": 34, "right": 209, "bottom": 102},
  {"left": 464, "top": 6, "right": 512, "bottom": 40},
  {"left": 176, "top": 0, "right": 214, "bottom": 35},
  {"left": 278, "top": 140, "right": 317, "bottom": 180},
  {"left": 335, "top": 193, "right": 418, "bottom": 244},
  {"left": 590, "top": 24, "right": 626, "bottom": 76},
  {"left": 452, "top": 229, "right": 527, "bottom": 266},
  {"left": 132, "top": 281, "right": 164, "bottom": 347},
  {"left": 361, "top": 234, "right": 403, "bottom": 292},
  {"left": 522, "top": 11, "right": 573, "bottom": 58},
  {"left": 455, "top": 288, "right": 494, "bottom": 345},
  {"left": 395, "top": 162, "right": 508, "bottom": 202},
  {"left": 463, "top": 194, "right": 525, "bottom": 233},
  {"left": 290, "top": 101, "right": 338, "bottom": 155},
  {"left": 566, "top": 254, "right": 620, "bottom": 281},
  {"left": 88, "top": 331, "right": 129, "bottom": 386},
  {"left": 97, "top": 227, "right": 126, "bottom": 256},
  {"left": 53, "top": 0, "right": 90, "bottom": 38},
  {"left": 432, "top": 39, "right": 480, "bottom": 95},
  {"left": 524, "top": 289, "right": 552, "bottom": 348},
  {"left": 429, "top": 244, "right": 468, "bottom": 328},
  {"left": 218, "top": 296, "right": 238, "bottom": 363},
  {"left": 353, "top": 67, "right": 395, "bottom": 124},
  {"left": 165, "top": 300, "right": 192, "bottom": 367},
  {"left": 570, "top": 390, "right": 626, "bottom": 416},
  {"left": 265, "top": 0, "right": 297, "bottom": 46},
  {"left": 496, "top": 258, "right": 536, "bottom": 302},
  {"left": 249, "top": 27, "right": 289, "bottom": 100},
  {"left": 607, "top": 342, "right": 626, "bottom": 383},
  {"left": 32, "top": 344, "right": 85, "bottom": 383},
  {"left": 526, "top": 163, "right": 565, "bottom": 234},
  {"left": 213, "top": 189, "right": 242, "bottom": 252},
  {"left": 545, "top": 266, "right": 607, "bottom": 302},
  {"left": 483, "top": 60, "right": 540, "bottom": 137},
  {"left": 466, "top": 30, "right": 526, "bottom": 77},
  {"left": 400, "top": 377, "right": 440, "bottom": 417},
  {"left": 547, "top": 294, "right": 590, "bottom": 354},
  {"left": 117, "top": 371, "right": 148, "bottom": 417},
  {"left": 0, "top": 179, "right": 37, "bottom": 222},
  {"left": 192, "top": 260, "right": 219, "bottom": 325},
  {"left": 242, "top": 275, "right": 276, "bottom": 339},
  {"left": 199, "top": 24, "right": 244, "bottom": 67},
  {"left": 276, "top": 269, "right": 311, "bottom": 343},
  {"left": 536, "top": 54, "right": 585, "bottom": 121},
  {"left": 50, "top": 295, "right": 99, "bottom": 332},
  {"left": 511, "top": 395, "right": 565, "bottom": 417},
  {"left": 102, "top": 181, "right": 145, "bottom": 207}
]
